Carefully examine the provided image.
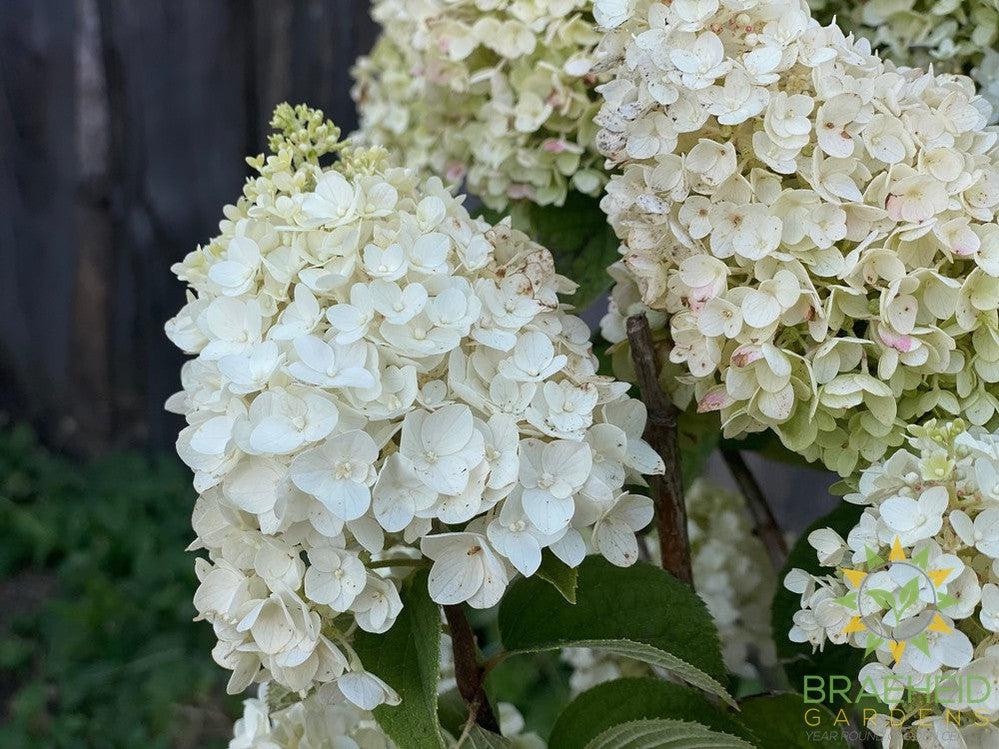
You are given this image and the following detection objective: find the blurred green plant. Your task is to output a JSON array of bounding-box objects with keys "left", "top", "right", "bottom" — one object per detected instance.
[{"left": 0, "top": 424, "right": 237, "bottom": 748}]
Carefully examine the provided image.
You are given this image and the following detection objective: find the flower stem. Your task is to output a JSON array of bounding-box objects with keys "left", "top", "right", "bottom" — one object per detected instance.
[
  {"left": 721, "top": 447, "right": 788, "bottom": 569},
  {"left": 443, "top": 603, "right": 499, "bottom": 733},
  {"left": 626, "top": 313, "right": 693, "bottom": 584}
]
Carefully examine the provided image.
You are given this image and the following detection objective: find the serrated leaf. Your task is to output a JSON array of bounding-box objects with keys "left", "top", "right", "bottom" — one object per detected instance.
[
  {"left": 510, "top": 192, "right": 620, "bottom": 311},
  {"left": 353, "top": 570, "right": 446, "bottom": 749},
  {"left": 772, "top": 502, "right": 866, "bottom": 707},
  {"left": 561, "top": 639, "right": 735, "bottom": 708},
  {"left": 500, "top": 557, "right": 732, "bottom": 706},
  {"left": 535, "top": 549, "right": 578, "bottom": 603},
  {"left": 738, "top": 693, "right": 848, "bottom": 749},
  {"left": 585, "top": 719, "right": 755, "bottom": 749},
  {"left": 549, "top": 678, "right": 756, "bottom": 749}
]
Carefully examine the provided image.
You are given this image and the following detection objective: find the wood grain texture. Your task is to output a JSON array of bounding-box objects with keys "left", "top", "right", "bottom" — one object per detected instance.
[{"left": 0, "top": 0, "right": 377, "bottom": 453}]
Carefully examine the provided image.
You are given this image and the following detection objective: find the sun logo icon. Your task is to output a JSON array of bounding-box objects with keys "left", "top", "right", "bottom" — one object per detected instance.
[{"left": 835, "top": 537, "right": 958, "bottom": 664}]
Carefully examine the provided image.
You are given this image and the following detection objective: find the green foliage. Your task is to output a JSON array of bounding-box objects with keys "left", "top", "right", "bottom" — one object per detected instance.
[
  {"left": 738, "top": 693, "right": 847, "bottom": 749},
  {"left": 484, "top": 652, "right": 572, "bottom": 740},
  {"left": 771, "top": 501, "right": 865, "bottom": 706},
  {"left": 586, "top": 718, "right": 755, "bottom": 749},
  {"left": 0, "top": 425, "right": 235, "bottom": 748},
  {"left": 721, "top": 431, "right": 819, "bottom": 471},
  {"left": 498, "top": 557, "right": 732, "bottom": 704},
  {"left": 548, "top": 679, "right": 755, "bottom": 749},
  {"left": 677, "top": 409, "right": 722, "bottom": 489},
  {"left": 353, "top": 570, "right": 446, "bottom": 749},
  {"left": 534, "top": 550, "right": 578, "bottom": 604}
]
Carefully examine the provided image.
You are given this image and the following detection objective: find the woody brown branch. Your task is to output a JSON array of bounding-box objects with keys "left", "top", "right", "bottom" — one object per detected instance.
[
  {"left": 442, "top": 603, "right": 500, "bottom": 733},
  {"left": 721, "top": 447, "right": 788, "bottom": 570},
  {"left": 625, "top": 313, "right": 693, "bottom": 585}
]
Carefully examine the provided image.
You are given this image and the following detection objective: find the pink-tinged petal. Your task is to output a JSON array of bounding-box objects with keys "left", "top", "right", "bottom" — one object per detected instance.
[
  {"left": 697, "top": 389, "right": 733, "bottom": 413},
  {"left": 731, "top": 344, "right": 763, "bottom": 367},
  {"left": 879, "top": 329, "right": 917, "bottom": 353}
]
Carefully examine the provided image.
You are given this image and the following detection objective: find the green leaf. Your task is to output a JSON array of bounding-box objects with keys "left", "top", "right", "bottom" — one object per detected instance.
[
  {"left": 549, "top": 678, "right": 756, "bottom": 749},
  {"left": 499, "top": 557, "right": 733, "bottom": 706},
  {"left": 771, "top": 502, "right": 866, "bottom": 707},
  {"left": 738, "top": 693, "right": 848, "bottom": 749},
  {"left": 535, "top": 550, "right": 578, "bottom": 603},
  {"left": 563, "top": 639, "right": 736, "bottom": 707},
  {"left": 510, "top": 191, "right": 620, "bottom": 311},
  {"left": 484, "top": 652, "right": 571, "bottom": 740},
  {"left": 585, "top": 718, "right": 755, "bottom": 749},
  {"left": 677, "top": 409, "right": 722, "bottom": 488},
  {"left": 353, "top": 570, "right": 445, "bottom": 749},
  {"left": 721, "top": 431, "right": 820, "bottom": 471},
  {"left": 438, "top": 688, "right": 470, "bottom": 738}
]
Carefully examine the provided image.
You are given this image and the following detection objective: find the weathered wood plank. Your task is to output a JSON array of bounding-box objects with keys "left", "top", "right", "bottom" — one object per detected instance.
[
  {"left": 0, "top": 0, "right": 81, "bottom": 447},
  {"left": 0, "top": 0, "right": 377, "bottom": 452}
]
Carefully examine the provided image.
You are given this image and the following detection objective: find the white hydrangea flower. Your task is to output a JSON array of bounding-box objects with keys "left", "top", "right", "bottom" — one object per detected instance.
[
  {"left": 560, "top": 646, "right": 652, "bottom": 694},
  {"left": 168, "top": 105, "right": 662, "bottom": 701},
  {"left": 809, "top": 0, "right": 999, "bottom": 120},
  {"left": 685, "top": 478, "right": 778, "bottom": 678},
  {"left": 229, "top": 681, "right": 544, "bottom": 748},
  {"left": 350, "top": 0, "right": 608, "bottom": 211},
  {"left": 594, "top": 0, "right": 999, "bottom": 476},
  {"left": 228, "top": 683, "right": 395, "bottom": 749},
  {"left": 785, "top": 421, "right": 999, "bottom": 742}
]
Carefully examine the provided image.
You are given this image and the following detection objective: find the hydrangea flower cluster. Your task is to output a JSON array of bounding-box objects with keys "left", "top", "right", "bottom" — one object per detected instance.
[
  {"left": 166, "top": 105, "right": 661, "bottom": 700},
  {"left": 686, "top": 478, "right": 777, "bottom": 678},
  {"left": 228, "top": 682, "right": 542, "bottom": 748},
  {"left": 810, "top": 0, "right": 999, "bottom": 118},
  {"left": 350, "top": 0, "right": 607, "bottom": 211},
  {"left": 229, "top": 683, "right": 394, "bottom": 748},
  {"left": 784, "top": 421, "right": 999, "bottom": 746},
  {"left": 560, "top": 647, "right": 650, "bottom": 694},
  {"left": 593, "top": 0, "right": 999, "bottom": 476}
]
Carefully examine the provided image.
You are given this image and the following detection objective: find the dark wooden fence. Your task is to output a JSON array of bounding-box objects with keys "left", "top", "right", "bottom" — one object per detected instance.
[{"left": 0, "top": 0, "right": 378, "bottom": 455}]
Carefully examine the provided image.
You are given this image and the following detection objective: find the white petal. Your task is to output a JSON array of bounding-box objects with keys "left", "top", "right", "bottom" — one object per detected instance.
[
  {"left": 318, "top": 480, "right": 371, "bottom": 521},
  {"left": 426, "top": 549, "right": 483, "bottom": 605},
  {"left": 550, "top": 529, "right": 586, "bottom": 568},
  {"left": 595, "top": 516, "right": 641, "bottom": 566},
  {"left": 522, "top": 489, "right": 575, "bottom": 535}
]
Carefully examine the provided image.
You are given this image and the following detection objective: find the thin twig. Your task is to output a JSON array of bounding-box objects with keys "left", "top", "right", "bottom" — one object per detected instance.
[
  {"left": 721, "top": 447, "right": 788, "bottom": 570},
  {"left": 626, "top": 313, "right": 692, "bottom": 584},
  {"left": 442, "top": 604, "right": 500, "bottom": 733}
]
